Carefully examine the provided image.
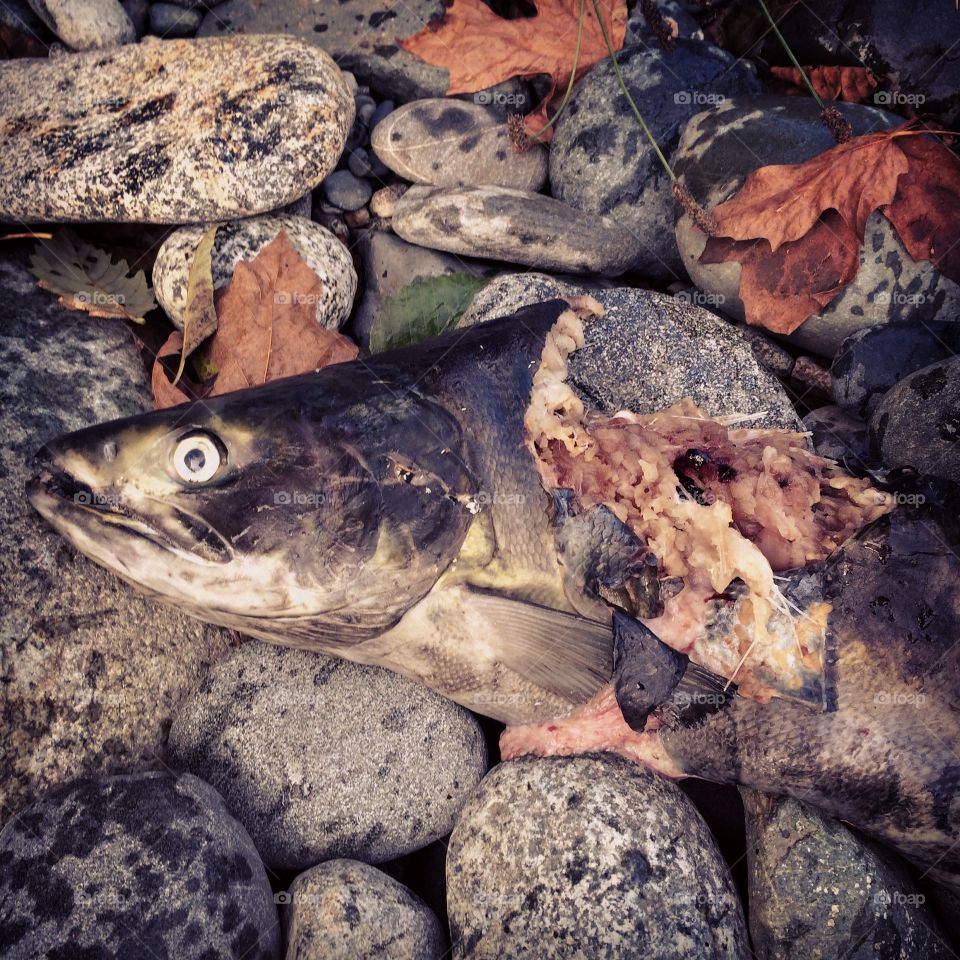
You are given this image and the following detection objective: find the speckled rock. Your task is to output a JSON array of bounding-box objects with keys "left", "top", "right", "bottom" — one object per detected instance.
[
  {"left": 742, "top": 789, "right": 952, "bottom": 960},
  {"left": 148, "top": 1, "right": 202, "bottom": 35},
  {"left": 802, "top": 405, "right": 872, "bottom": 469},
  {"left": 674, "top": 97, "right": 960, "bottom": 357},
  {"left": 831, "top": 321, "right": 960, "bottom": 419},
  {"left": 0, "top": 251, "right": 231, "bottom": 816},
  {"left": 0, "top": 35, "right": 354, "bottom": 223},
  {"left": 153, "top": 215, "right": 356, "bottom": 331},
  {"left": 447, "top": 755, "right": 750, "bottom": 960},
  {"left": 458, "top": 274, "right": 799, "bottom": 430},
  {"left": 28, "top": 0, "right": 134, "bottom": 49},
  {"left": 283, "top": 859, "right": 447, "bottom": 960},
  {"left": 0, "top": 771, "right": 280, "bottom": 959},
  {"left": 371, "top": 99, "right": 547, "bottom": 191},
  {"left": 870, "top": 356, "right": 960, "bottom": 483},
  {"left": 392, "top": 186, "right": 634, "bottom": 275},
  {"left": 549, "top": 39, "right": 760, "bottom": 281},
  {"left": 167, "top": 641, "right": 488, "bottom": 870}
]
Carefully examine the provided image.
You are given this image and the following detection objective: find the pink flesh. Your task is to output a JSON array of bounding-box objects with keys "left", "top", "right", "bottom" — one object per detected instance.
[{"left": 499, "top": 684, "right": 686, "bottom": 778}]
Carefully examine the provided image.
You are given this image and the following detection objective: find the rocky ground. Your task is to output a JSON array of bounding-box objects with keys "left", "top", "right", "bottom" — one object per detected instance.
[{"left": 1, "top": 0, "right": 959, "bottom": 957}]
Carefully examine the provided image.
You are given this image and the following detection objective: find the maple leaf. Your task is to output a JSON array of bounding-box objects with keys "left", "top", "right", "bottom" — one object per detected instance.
[
  {"left": 152, "top": 232, "right": 358, "bottom": 409},
  {"left": 400, "top": 0, "right": 627, "bottom": 140},
  {"left": 769, "top": 65, "right": 878, "bottom": 103}
]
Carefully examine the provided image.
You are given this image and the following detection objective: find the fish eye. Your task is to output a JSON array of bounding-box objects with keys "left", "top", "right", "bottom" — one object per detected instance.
[{"left": 173, "top": 433, "right": 222, "bottom": 484}]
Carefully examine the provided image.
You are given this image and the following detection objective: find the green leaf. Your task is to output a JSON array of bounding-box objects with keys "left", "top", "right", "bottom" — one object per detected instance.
[
  {"left": 28, "top": 232, "right": 157, "bottom": 323},
  {"left": 369, "top": 273, "right": 489, "bottom": 353},
  {"left": 174, "top": 225, "right": 219, "bottom": 386}
]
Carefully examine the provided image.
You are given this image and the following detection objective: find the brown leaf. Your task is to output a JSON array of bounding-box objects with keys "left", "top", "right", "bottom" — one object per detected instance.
[
  {"left": 152, "top": 331, "right": 195, "bottom": 409},
  {"left": 769, "top": 65, "right": 879, "bottom": 103}
]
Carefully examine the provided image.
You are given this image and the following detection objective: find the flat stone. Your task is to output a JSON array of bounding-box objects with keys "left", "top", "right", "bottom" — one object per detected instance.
[
  {"left": 673, "top": 96, "right": 960, "bottom": 357},
  {"left": 148, "top": 1, "right": 202, "bottom": 35},
  {"left": 0, "top": 35, "right": 354, "bottom": 223},
  {"left": 167, "top": 641, "right": 488, "bottom": 870},
  {"left": 802, "top": 405, "right": 872, "bottom": 469},
  {"left": 870, "top": 356, "right": 960, "bottom": 483},
  {"left": 392, "top": 185, "right": 634, "bottom": 276},
  {"left": 0, "top": 251, "right": 231, "bottom": 816},
  {"left": 742, "top": 789, "right": 953, "bottom": 960},
  {"left": 371, "top": 99, "right": 547, "bottom": 191},
  {"left": 0, "top": 771, "right": 280, "bottom": 958},
  {"left": 321, "top": 169, "right": 373, "bottom": 211},
  {"left": 283, "top": 859, "right": 447, "bottom": 960},
  {"left": 550, "top": 39, "right": 760, "bottom": 281},
  {"left": 447, "top": 755, "right": 750, "bottom": 959},
  {"left": 28, "top": 0, "right": 134, "bottom": 49},
  {"left": 153, "top": 214, "right": 356, "bottom": 331}
]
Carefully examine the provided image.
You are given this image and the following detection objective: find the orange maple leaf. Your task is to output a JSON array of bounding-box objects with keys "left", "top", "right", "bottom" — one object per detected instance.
[{"left": 769, "top": 65, "right": 879, "bottom": 103}]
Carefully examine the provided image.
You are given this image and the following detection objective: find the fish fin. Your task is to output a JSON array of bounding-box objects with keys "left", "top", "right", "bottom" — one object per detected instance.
[
  {"left": 666, "top": 663, "right": 737, "bottom": 727},
  {"left": 466, "top": 589, "right": 612, "bottom": 703}
]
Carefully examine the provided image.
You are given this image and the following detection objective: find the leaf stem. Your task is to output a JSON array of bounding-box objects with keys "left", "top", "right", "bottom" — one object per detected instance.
[
  {"left": 531, "top": 0, "right": 587, "bottom": 136},
  {"left": 754, "top": 0, "right": 824, "bottom": 109}
]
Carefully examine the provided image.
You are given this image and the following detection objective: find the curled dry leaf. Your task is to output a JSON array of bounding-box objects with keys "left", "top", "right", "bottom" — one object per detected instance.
[
  {"left": 769, "top": 65, "right": 879, "bottom": 103},
  {"left": 173, "top": 224, "right": 218, "bottom": 386}
]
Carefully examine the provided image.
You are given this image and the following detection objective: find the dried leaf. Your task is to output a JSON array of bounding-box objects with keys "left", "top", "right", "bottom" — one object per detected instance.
[
  {"left": 151, "top": 331, "right": 194, "bottom": 409},
  {"left": 769, "top": 65, "right": 879, "bottom": 103},
  {"left": 174, "top": 225, "right": 219, "bottom": 386},
  {"left": 29, "top": 232, "right": 157, "bottom": 323}
]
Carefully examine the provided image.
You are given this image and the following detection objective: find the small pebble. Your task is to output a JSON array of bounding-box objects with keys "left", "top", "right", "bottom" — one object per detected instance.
[
  {"left": 737, "top": 325, "right": 795, "bottom": 378},
  {"left": 791, "top": 356, "right": 832, "bottom": 400},
  {"left": 370, "top": 183, "right": 409, "bottom": 219},
  {"left": 344, "top": 207, "right": 370, "bottom": 228},
  {"left": 370, "top": 99, "right": 395, "bottom": 130},
  {"left": 358, "top": 101, "right": 377, "bottom": 126},
  {"left": 348, "top": 147, "right": 374, "bottom": 179},
  {"left": 322, "top": 170, "right": 373, "bottom": 212},
  {"left": 148, "top": 2, "right": 202, "bottom": 36}
]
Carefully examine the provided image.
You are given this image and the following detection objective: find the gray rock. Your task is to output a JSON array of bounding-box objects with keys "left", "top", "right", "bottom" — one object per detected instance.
[
  {"left": 742, "top": 789, "right": 952, "bottom": 960},
  {"left": 370, "top": 99, "right": 394, "bottom": 128},
  {"left": 347, "top": 146, "right": 376, "bottom": 179},
  {"left": 0, "top": 0, "right": 51, "bottom": 38},
  {"left": 322, "top": 169, "right": 373, "bottom": 212},
  {"left": 283, "top": 859, "right": 447, "bottom": 960},
  {"left": 730, "top": 322, "right": 795, "bottom": 378},
  {"left": 0, "top": 771, "right": 280, "bottom": 959},
  {"left": 353, "top": 230, "right": 497, "bottom": 348},
  {"left": 278, "top": 191, "right": 314, "bottom": 220},
  {"left": 371, "top": 99, "right": 547, "bottom": 191},
  {"left": 148, "top": 1, "right": 202, "bottom": 35},
  {"left": 624, "top": 0, "right": 703, "bottom": 45},
  {"left": 447, "top": 755, "right": 750, "bottom": 959},
  {"left": 167, "top": 641, "right": 488, "bottom": 870},
  {"left": 0, "top": 35, "right": 354, "bottom": 223},
  {"left": 550, "top": 39, "right": 760, "bottom": 281},
  {"left": 393, "top": 186, "right": 634, "bottom": 276},
  {"left": 153, "top": 214, "right": 356, "bottom": 331},
  {"left": 802, "top": 405, "right": 872, "bottom": 469},
  {"left": 870, "top": 356, "right": 960, "bottom": 483},
  {"left": 0, "top": 251, "right": 230, "bottom": 816},
  {"left": 28, "top": 0, "right": 134, "bottom": 48},
  {"left": 120, "top": 0, "right": 148, "bottom": 36},
  {"left": 456, "top": 271, "right": 582, "bottom": 329},
  {"left": 673, "top": 97, "right": 960, "bottom": 357}
]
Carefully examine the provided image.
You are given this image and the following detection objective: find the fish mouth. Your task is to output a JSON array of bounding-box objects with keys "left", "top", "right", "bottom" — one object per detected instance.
[{"left": 27, "top": 455, "right": 232, "bottom": 564}]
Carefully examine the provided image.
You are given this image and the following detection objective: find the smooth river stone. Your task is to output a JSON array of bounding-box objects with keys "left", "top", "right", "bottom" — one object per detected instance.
[
  {"left": 371, "top": 99, "right": 548, "bottom": 191},
  {"left": 0, "top": 35, "right": 354, "bottom": 223},
  {"left": 392, "top": 186, "right": 634, "bottom": 276},
  {"left": 28, "top": 0, "right": 135, "bottom": 49}
]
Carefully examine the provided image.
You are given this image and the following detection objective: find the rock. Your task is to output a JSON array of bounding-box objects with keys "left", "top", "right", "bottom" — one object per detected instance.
[
  {"left": 393, "top": 186, "right": 634, "bottom": 276},
  {"left": 148, "top": 1, "right": 202, "bottom": 35},
  {"left": 729, "top": 323, "right": 795, "bottom": 378},
  {"left": 447, "top": 755, "right": 750, "bottom": 959},
  {"left": 790, "top": 355, "right": 832, "bottom": 401},
  {"left": 0, "top": 771, "right": 280, "bottom": 959},
  {"left": 0, "top": 35, "right": 354, "bottom": 223},
  {"left": 459, "top": 274, "right": 799, "bottom": 430},
  {"left": 742, "top": 789, "right": 952, "bottom": 960},
  {"left": 371, "top": 99, "right": 547, "bottom": 191},
  {"left": 831, "top": 321, "right": 960, "bottom": 419},
  {"left": 322, "top": 169, "right": 373, "bottom": 211},
  {"left": 802, "top": 405, "right": 872, "bottom": 468},
  {"left": 673, "top": 96, "right": 960, "bottom": 357},
  {"left": 153, "top": 214, "right": 356, "bottom": 331},
  {"left": 369, "top": 183, "right": 408, "bottom": 218},
  {"left": 28, "top": 0, "right": 134, "bottom": 49},
  {"left": 625, "top": 0, "right": 703, "bottom": 45},
  {"left": 167, "top": 641, "right": 488, "bottom": 870},
  {"left": 870, "top": 356, "right": 960, "bottom": 483},
  {"left": 283, "top": 859, "right": 447, "bottom": 960},
  {"left": 0, "top": 0, "right": 51, "bottom": 38},
  {"left": 549, "top": 39, "right": 760, "bottom": 281},
  {"left": 278, "top": 191, "right": 314, "bottom": 220},
  {"left": 120, "top": 0, "right": 147, "bottom": 36},
  {"left": 0, "top": 251, "right": 231, "bottom": 815},
  {"left": 352, "top": 231, "right": 496, "bottom": 348}
]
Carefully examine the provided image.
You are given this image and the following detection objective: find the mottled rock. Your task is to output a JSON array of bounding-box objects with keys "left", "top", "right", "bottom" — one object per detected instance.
[
  {"left": 28, "top": 0, "right": 134, "bottom": 49},
  {"left": 625, "top": 0, "right": 703, "bottom": 45},
  {"left": 742, "top": 789, "right": 952, "bottom": 960},
  {"left": 0, "top": 35, "right": 354, "bottom": 223},
  {"left": 370, "top": 182, "right": 408, "bottom": 218},
  {"left": 447, "top": 755, "right": 750, "bottom": 959},
  {"left": 148, "top": 1, "right": 202, "bottom": 35},
  {"left": 674, "top": 97, "right": 960, "bottom": 356},
  {"left": 802, "top": 405, "right": 872, "bottom": 468},
  {"left": 153, "top": 214, "right": 356, "bottom": 331},
  {"left": 456, "top": 272, "right": 582, "bottom": 329},
  {"left": 0, "top": 771, "right": 280, "bottom": 959},
  {"left": 167, "top": 641, "right": 488, "bottom": 870},
  {"left": 550, "top": 40, "right": 760, "bottom": 280},
  {"left": 283, "top": 859, "right": 446, "bottom": 960},
  {"left": 322, "top": 169, "right": 373, "bottom": 211},
  {"left": 731, "top": 323, "right": 795, "bottom": 378},
  {"left": 831, "top": 321, "right": 960, "bottom": 418},
  {"left": 371, "top": 99, "right": 547, "bottom": 191},
  {"left": 392, "top": 186, "right": 634, "bottom": 275},
  {"left": 870, "top": 356, "right": 960, "bottom": 483},
  {"left": 0, "top": 251, "right": 230, "bottom": 815}
]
